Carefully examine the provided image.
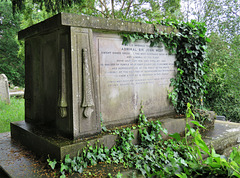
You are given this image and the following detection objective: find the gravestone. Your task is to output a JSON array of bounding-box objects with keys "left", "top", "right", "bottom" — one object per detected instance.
[
  {"left": 11, "top": 13, "right": 176, "bottom": 159},
  {"left": 0, "top": 74, "right": 10, "bottom": 104}
]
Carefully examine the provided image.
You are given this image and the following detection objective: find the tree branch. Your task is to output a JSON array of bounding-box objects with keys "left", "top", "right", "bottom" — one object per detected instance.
[
  {"left": 120, "top": 0, "right": 126, "bottom": 11},
  {"left": 111, "top": 0, "right": 115, "bottom": 18},
  {"left": 99, "top": 0, "right": 109, "bottom": 17},
  {"left": 86, "top": 4, "right": 108, "bottom": 18},
  {"left": 103, "top": 0, "right": 109, "bottom": 17},
  {"left": 125, "top": 0, "right": 134, "bottom": 17},
  {"left": 100, "top": 2, "right": 104, "bottom": 17}
]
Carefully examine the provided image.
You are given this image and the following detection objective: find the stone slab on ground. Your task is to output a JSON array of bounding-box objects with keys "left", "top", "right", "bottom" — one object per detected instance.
[
  {"left": 0, "top": 132, "right": 56, "bottom": 177},
  {"left": 203, "top": 120, "right": 240, "bottom": 155}
]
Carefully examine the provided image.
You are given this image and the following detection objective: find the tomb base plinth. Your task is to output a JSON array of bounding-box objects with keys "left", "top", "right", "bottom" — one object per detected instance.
[
  {"left": 11, "top": 117, "right": 186, "bottom": 160},
  {"left": 11, "top": 121, "right": 114, "bottom": 160}
]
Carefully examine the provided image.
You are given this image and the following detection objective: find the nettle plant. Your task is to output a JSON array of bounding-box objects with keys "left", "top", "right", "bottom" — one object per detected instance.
[{"left": 121, "top": 20, "right": 210, "bottom": 116}]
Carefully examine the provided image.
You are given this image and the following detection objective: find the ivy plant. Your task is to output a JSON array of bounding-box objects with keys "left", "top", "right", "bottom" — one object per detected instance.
[
  {"left": 48, "top": 104, "right": 240, "bottom": 177},
  {"left": 121, "top": 19, "right": 210, "bottom": 116}
]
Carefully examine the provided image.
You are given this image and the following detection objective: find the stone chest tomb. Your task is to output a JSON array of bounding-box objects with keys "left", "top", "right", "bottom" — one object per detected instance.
[{"left": 11, "top": 13, "right": 176, "bottom": 159}]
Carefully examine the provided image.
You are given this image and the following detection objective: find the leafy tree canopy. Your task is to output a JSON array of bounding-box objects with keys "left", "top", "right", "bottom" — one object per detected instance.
[
  {"left": 11, "top": 0, "right": 84, "bottom": 13},
  {"left": 0, "top": 0, "right": 24, "bottom": 86},
  {"left": 9, "top": 0, "right": 182, "bottom": 21},
  {"left": 181, "top": 0, "right": 240, "bottom": 40}
]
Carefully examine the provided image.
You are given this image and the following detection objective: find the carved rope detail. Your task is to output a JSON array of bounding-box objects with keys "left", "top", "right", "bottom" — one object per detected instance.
[
  {"left": 82, "top": 48, "right": 94, "bottom": 118},
  {"left": 58, "top": 48, "right": 68, "bottom": 118}
]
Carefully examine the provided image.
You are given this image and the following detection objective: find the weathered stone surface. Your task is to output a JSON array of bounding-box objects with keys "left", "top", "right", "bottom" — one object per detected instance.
[
  {"left": 93, "top": 33, "right": 175, "bottom": 126},
  {"left": 15, "top": 13, "right": 176, "bottom": 141},
  {"left": 200, "top": 110, "right": 216, "bottom": 129},
  {"left": 0, "top": 132, "right": 57, "bottom": 177},
  {"left": 222, "top": 144, "right": 240, "bottom": 157},
  {"left": 0, "top": 74, "right": 10, "bottom": 104},
  {"left": 204, "top": 120, "right": 240, "bottom": 155},
  {"left": 18, "top": 13, "right": 173, "bottom": 40}
]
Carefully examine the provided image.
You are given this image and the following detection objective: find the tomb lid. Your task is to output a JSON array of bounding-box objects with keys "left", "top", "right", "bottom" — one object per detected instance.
[{"left": 18, "top": 13, "right": 173, "bottom": 40}]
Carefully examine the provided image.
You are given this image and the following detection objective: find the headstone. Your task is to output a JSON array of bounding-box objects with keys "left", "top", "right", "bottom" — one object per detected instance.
[
  {"left": 0, "top": 74, "right": 10, "bottom": 104},
  {"left": 11, "top": 13, "right": 177, "bottom": 159}
]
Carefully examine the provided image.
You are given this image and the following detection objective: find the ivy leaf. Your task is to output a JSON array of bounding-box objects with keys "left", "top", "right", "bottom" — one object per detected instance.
[
  {"left": 78, "top": 166, "right": 83, "bottom": 173},
  {"left": 60, "top": 174, "right": 66, "bottom": 178},
  {"left": 47, "top": 159, "right": 57, "bottom": 170},
  {"left": 161, "top": 126, "right": 167, "bottom": 134},
  {"left": 64, "top": 154, "right": 71, "bottom": 164},
  {"left": 129, "top": 35, "right": 136, "bottom": 42},
  {"left": 116, "top": 172, "right": 123, "bottom": 178},
  {"left": 60, "top": 163, "right": 69, "bottom": 172},
  {"left": 144, "top": 34, "right": 149, "bottom": 39}
]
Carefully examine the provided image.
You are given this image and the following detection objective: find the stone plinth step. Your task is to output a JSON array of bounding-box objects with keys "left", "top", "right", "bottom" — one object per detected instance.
[{"left": 10, "top": 118, "right": 186, "bottom": 161}]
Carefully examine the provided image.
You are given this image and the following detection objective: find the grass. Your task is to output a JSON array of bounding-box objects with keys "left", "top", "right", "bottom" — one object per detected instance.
[{"left": 0, "top": 97, "right": 24, "bottom": 133}]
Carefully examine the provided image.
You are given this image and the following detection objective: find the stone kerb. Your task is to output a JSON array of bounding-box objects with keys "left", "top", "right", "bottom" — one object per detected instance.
[{"left": 0, "top": 74, "right": 10, "bottom": 104}]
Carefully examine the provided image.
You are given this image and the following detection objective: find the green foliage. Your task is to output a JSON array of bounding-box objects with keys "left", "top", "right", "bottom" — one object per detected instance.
[
  {"left": 138, "top": 105, "right": 148, "bottom": 126},
  {"left": 100, "top": 113, "right": 107, "bottom": 132},
  {"left": 0, "top": 97, "right": 24, "bottom": 133},
  {"left": 0, "top": 0, "right": 24, "bottom": 86},
  {"left": 48, "top": 105, "right": 240, "bottom": 177},
  {"left": 205, "top": 33, "right": 240, "bottom": 122},
  {"left": 182, "top": 0, "right": 240, "bottom": 40},
  {"left": 47, "top": 157, "right": 57, "bottom": 170},
  {"left": 121, "top": 20, "right": 209, "bottom": 115},
  {"left": 19, "top": 0, "right": 52, "bottom": 29},
  {"left": 181, "top": 0, "right": 239, "bottom": 121},
  {"left": 12, "top": 0, "right": 182, "bottom": 22},
  {"left": 180, "top": 104, "right": 240, "bottom": 177},
  {"left": 12, "top": 0, "right": 86, "bottom": 13},
  {"left": 17, "top": 0, "right": 54, "bottom": 78}
]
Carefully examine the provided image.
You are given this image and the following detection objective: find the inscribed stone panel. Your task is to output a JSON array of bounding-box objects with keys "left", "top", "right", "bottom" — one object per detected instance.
[{"left": 94, "top": 33, "right": 176, "bottom": 125}]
